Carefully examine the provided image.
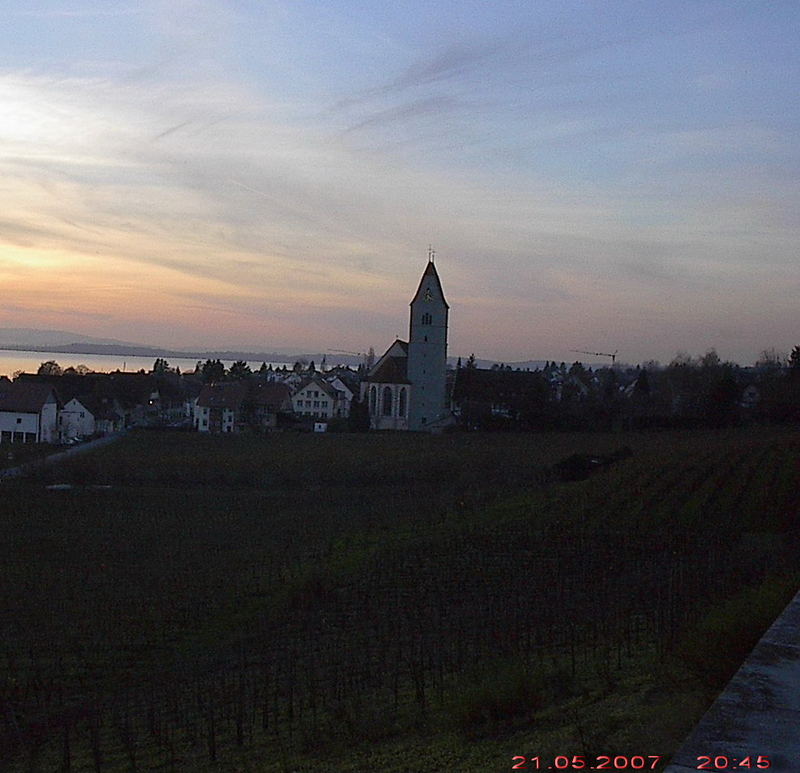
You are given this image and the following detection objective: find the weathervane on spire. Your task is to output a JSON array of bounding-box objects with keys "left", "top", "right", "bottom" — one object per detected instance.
[{"left": 428, "top": 244, "right": 435, "bottom": 263}]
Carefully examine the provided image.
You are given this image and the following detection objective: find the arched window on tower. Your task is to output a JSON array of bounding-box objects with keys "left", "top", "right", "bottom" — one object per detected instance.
[
  {"left": 382, "top": 386, "right": 393, "bottom": 416},
  {"left": 369, "top": 386, "right": 376, "bottom": 416},
  {"left": 398, "top": 387, "right": 407, "bottom": 417},
  {"left": 421, "top": 312, "right": 432, "bottom": 325}
]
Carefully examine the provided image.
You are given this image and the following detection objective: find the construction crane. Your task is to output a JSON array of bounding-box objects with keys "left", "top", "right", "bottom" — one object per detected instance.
[
  {"left": 570, "top": 349, "right": 619, "bottom": 365},
  {"left": 329, "top": 349, "right": 375, "bottom": 360},
  {"left": 328, "top": 349, "right": 372, "bottom": 368}
]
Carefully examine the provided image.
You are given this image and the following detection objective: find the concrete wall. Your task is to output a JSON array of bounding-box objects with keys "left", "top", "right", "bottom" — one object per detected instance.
[{"left": 666, "top": 589, "right": 800, "bottom": 772}]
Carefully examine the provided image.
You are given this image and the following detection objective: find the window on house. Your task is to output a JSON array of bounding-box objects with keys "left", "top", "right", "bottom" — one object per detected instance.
[
  {"left": 398, "top": 388, "right": 407, "bottom": 417},
  {"left": 16, "top": 418, "right": 22, "bottom": 424},
  {"left": 382, "top": 386, "right": 393, "bottom": 416},
  {"left": 369, "top": 386, "right": 376, "bottom": 416}
]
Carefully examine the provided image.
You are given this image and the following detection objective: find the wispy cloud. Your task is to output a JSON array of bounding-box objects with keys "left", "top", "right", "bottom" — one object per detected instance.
[
  {"left": 332, "top": 39, "right": 504, "bottom": 111},
  {"left": 11, "top": 7, "right": 142, "bottom": 18},
  {"left": 1, "top": 1, "right": 798, "bottom": 361},
  {"left": 341, "top": 95, "right": 464, "bottom": 134}
]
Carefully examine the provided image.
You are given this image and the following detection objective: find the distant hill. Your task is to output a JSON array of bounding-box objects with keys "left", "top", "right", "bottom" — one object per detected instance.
[
  {"left": 0, "top": 328, "right": 558, "bottom": 371},
  {"left": 0, "top": 328, "right": 329, "bottom": 366},
  {"left": 0, "top": 328, "right": 135, "bottom": 348}
]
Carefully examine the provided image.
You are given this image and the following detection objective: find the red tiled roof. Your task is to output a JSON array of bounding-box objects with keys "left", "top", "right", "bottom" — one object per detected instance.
[
  {"left": 365, "top": 340, "right": 410, "bottom": 385},
  {"left": 294, "top": 377, "right": 337, "bottom": 399},
  {"left": 0, "top": 381, "right": 58, "bottom": 413},
  {"left": 197, "top": 381, "right": 248, "bottom": 409},
  {"left": 368, "top": 356, "right": 409, "bottom": 384},
  {"left": 247, "top": 381, "right": 292, "bottom": 408},
  {"left": 75, "top": 395, "right": 124, "bottom": 421}
]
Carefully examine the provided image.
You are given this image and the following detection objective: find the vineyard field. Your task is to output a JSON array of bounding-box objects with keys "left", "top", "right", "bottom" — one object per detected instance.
[{"left": 1, "top": 427, "right": 798, "bottom": 771}]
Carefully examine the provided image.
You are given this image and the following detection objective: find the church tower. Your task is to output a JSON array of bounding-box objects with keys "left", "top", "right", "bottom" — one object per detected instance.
[{"left": 406, "top": 252, "right": 449, "bottom": 430}]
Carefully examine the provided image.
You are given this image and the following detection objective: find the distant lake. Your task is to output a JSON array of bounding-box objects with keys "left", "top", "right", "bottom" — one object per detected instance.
[{"left": 0, "top": 349, "right": 295, "bottom": 378}]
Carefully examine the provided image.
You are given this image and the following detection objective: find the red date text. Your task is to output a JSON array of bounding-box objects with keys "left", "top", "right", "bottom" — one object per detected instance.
[{"left": 511, "top": 755, "right": 663, "bottom": 769}]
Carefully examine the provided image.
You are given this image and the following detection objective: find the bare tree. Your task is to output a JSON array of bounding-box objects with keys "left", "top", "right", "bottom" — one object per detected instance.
[{"left": 755, "top": 348, "right": 785, "bottom": 371}]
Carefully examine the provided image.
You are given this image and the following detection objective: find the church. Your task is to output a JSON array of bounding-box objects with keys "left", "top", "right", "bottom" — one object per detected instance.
[{"left": 361, "top": 255, "right": 451, "bottom": 431}]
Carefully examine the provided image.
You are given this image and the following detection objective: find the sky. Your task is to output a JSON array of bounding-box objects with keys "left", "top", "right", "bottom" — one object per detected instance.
[{"left": 1, "top": 0, "right": 798, "bottom": 365}]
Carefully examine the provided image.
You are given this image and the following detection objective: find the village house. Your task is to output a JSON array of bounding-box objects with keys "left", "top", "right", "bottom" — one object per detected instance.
[
  {"left": 58, "top": 396, "right": 96, "bottom": 440},
  {"left": 245, "top": 381, "right": 294, "bottom": 430},
  {"left": 57, "top": 395, "right": 125, "bottom": 440},
  {"left": 16, "top": 372, "right": 157, "bottom": 431},
  {"left": 95, "top": 373, "right": 161, "bottom": 426},
  {"left": 451, "top": 367, "right": 548, "bottom": 427},
  {"left": 325, "top": 375, "right": 354, "bottom": 418},
  {"left": 195, "top": 380, "right": 292, "bottom": 433},
  {"left": 292, "top": 376, "right": 340, "bottom": 420},
  {"left": 195, "top": 381, "right": 248, "bottom": 433},
  {"left": 0, "top": 378, "right": 59, "bottom": 443},
  {"left": 89, "top": 397, "right": 126, "bottom": 435}
]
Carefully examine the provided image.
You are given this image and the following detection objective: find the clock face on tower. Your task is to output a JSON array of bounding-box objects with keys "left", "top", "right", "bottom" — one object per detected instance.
[{"left": 424, "top": 288, "right": 433, "bottom": 302}]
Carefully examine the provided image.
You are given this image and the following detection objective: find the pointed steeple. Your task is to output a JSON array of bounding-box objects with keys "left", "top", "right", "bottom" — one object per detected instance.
[
  {"left": 407, "top": 252, "right": 449, "bottom": 430},
  {"left": 410, "top": 257, "right": 449, "bottom": 309}
]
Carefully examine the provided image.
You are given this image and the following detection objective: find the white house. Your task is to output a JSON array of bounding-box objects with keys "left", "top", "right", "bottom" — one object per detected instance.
[
  {"left": 58, "top": 397, "right": 96, "bottom": 441},
  {"left": 292, "top": 377, "right": 338, "bottom": 419},
  {"left": 326, "top": 375, "right": 354, "bottom": 418},
  {"left": 0, "top": 380, "right": 59, "bottom": 443}
]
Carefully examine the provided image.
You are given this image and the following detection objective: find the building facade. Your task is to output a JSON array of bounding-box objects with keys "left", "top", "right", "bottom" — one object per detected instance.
[
  {"left": 0, "top": 380, "right": 59, "bottom": 443},
  {"left": 292, "top": 376, "right": 338, "bottom": 420},
  {"left": 406, "top": 259, "right": 449, "bottom": 430},
  {"left": 58, "top": 397, "right": 96, "bottom": 441},
  {"left": 362, "top": 259, "right": 451, "bottom": 431}
]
